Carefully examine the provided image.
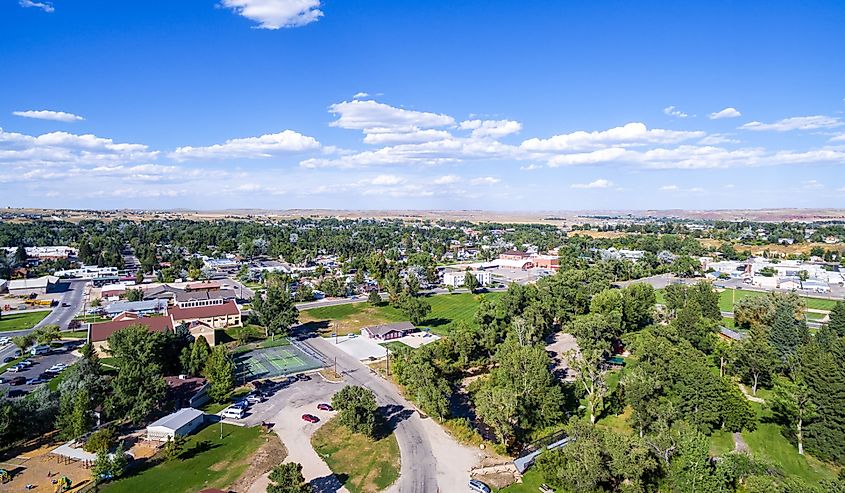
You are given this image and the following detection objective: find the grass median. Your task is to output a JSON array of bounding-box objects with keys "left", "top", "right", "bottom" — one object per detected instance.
[
  {"left": 0, "top": 310, "right": 50, "bottom": 332},
  {"left": 311, "top": 418, "right": 400, "bottom": 493}
]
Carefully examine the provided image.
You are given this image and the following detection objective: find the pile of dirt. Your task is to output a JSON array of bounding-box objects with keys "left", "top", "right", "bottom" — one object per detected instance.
[{"left": 227, "top": 432, "right": 287, "bottom": 492}]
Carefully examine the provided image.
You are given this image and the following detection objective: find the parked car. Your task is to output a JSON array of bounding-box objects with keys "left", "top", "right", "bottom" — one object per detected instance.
[
  {"left": 61, "top": 302, "right": 70, "bottom": 307},
  {"left": 316, "top": 403, "right": 334, "bottom": 412},
  {"left": 8, "top": 376, "right": 26, "bottom": 386},
  {"left": 26, "top": 377, "right": 47, "bottom": 385},
  {"left": 232, "top": 399, "right": 250, "bottom": 410},
  {"left": 246, "top": 394, "right": 265, "bottom": 404},
  {"left": 297, "top": 373, "right": 311, "bottom": 381},
  {"left": 468, "top": 479, "right": 491, "bottom": 493},
  {"left": 7, "top": 365, "right": 23, "bottom": 373},
  {"left": 2, "top": 356, "right": 14, "bottom": 364},
  {"left": 47, "top": 364, "right": 66, "bottom": 373},
  {"left": 7, "top": 389, "right": 28, "bottom": 398},
  {"left": 18, "top": 360, "right": 34, "bottom": 368},
  {"left": 301, "top": 414, "right": 319, "bottom": 423},
  {"left": 30, "top": 345, "right": 51, "bottom": 356},
  {"left": 0, "top": 337, "right": 10, "bottom": 345},
  {"left": 221, "top": 406, "right": 245, "bottom": 419}
]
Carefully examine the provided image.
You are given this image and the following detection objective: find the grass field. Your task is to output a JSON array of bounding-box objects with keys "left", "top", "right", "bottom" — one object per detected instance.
[
  {"left": 311, "top": 418, "right": 400, "bottom": 493},
  {"left": 102, "top": 424, "right": 266, "bottom": 493},
  {"left": 300, "top": 292, "right": 503, "bottom": 336},
  {"left": 657, "top": 288, "right": 839, "bottom": 314},
  {"left": 0, "top": 310, "right": 50, "bottom": 332},
  {"left": 499, "top": 469, "right": 547, "bottom": 492}
]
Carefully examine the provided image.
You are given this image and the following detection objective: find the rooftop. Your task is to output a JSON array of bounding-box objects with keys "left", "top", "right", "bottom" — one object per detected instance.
[
  {"left": 89, "top": 313, "right": 175, "bottom": 342},
  {"left": 169, "top": 299, "right": 240, "bottom": 320},
  {"left": 364, "top": 321, "right": 415, "bottom": 337},
  {"left": 147, "top": 407, "right": 205, "bottom": 431}
]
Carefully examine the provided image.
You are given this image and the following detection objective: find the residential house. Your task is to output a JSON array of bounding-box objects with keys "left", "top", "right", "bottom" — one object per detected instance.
[{"left": 361, "top": 321, "right": 416, "bottom": 341}]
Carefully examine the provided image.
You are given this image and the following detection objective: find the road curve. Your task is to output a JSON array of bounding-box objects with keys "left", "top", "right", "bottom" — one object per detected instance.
[{"left": 301, "top": 335, "right": 439, "bottom": 493}]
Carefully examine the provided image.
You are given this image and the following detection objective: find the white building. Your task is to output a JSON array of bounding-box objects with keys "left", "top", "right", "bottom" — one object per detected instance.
[
  {"left": 146, "top": 408, "right": 206, "bottom": 442},
  {"left": 2, "top": 246, "right": 74, "bottom": 260},
  {"left": 443, "top": 270, "right": 492, "bottom": 288},
  {"left": 55, "top": 265, "right": 120, "bottom": 279}
]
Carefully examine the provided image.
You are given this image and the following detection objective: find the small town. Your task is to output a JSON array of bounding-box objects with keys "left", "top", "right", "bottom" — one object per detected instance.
[{"left": 3, "top": 1, "right": 845, "bottom": 492}]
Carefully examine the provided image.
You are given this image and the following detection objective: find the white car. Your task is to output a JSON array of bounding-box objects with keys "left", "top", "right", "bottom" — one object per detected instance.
[
  {"left": 0, "top": 337, "right": 10, "bottom": 345},
  {"left": 221, "top": 406, "right": 245, "bottom": 420},
  {"left": 48, "top": 364, "right": 67, "bottom": 373}
]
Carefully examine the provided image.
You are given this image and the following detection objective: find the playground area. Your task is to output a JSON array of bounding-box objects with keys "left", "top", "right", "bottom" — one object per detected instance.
[
  {"left": 235, "top": 343, "right": 322, "bottom": 382},
  {"left": 1, "top": 442, "right": 91, "bottom": 492}
]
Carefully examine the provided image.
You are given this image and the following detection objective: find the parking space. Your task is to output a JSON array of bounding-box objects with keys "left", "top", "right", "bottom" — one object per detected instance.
[
  {"left": 1, "top": 346, "right": 80, "bottom": 397},
  {"left": 326, "top": 335, "right": 387, "bottom": 361}
]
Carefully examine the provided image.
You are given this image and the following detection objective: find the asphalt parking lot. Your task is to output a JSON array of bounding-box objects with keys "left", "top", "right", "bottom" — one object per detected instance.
[{"left": 0, "top": 346, "right": 80, "bottom": 397}]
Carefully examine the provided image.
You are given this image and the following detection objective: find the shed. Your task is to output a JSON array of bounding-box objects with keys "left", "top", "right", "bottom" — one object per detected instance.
[{"left": 146, "top": 408, "right": 206, "bottom": 442}]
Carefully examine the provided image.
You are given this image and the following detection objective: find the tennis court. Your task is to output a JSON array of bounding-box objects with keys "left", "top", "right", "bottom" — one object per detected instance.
[{"left": 235, "top": 344, "right": 322, "bottom": 381}]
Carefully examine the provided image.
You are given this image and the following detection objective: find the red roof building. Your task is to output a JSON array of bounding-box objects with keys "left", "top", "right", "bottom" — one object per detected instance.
[
  {"left": 88, "top": 312, "right": 175, "bottom": 354},
  {"left": 168, "top": 300, "right": 242, "bottom": 329}
]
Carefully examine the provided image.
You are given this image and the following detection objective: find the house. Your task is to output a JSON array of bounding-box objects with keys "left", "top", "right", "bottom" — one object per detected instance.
[
  {"left": 88, "top": 312, "right": 175, "bottom": 354},
  {"left": 2, "top": 246, "right": 74, "bottom": 260},
  {"left": 361, "top": 321, "right": 416, "bottom": 341},
  {"left": 443, "top": 270, "right": 492, "bottom": 288},
  {"left": 164, "top": 375, "right": 210, "bottom": 409},
  {"left": 8, "top": 276, "right": 60, "bottom": 295},
  {"left": 778, "top": 277, "right": 802, "bottom": 291},
  {"left": 146, "top": 408, "right": 206, "bottom": 442},
  {"left": 104, "top": 299, "right": 167, "bottom": 318},
  {"left": 168, "top": 299, "right": 242, "bottom": 329}
]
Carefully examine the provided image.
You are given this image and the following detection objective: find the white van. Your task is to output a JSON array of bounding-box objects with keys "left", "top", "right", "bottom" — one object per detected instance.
[
  {"left": 221, "top": 406, "right": 245, "bottom": 420},
  {"left": 30, "top": 345, "right": 51, "bottom": 356}
]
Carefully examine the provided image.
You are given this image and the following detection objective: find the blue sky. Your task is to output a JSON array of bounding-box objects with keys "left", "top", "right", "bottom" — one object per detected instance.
[{"left": 1, "top": 0, "right": 844, "bottom": 211}]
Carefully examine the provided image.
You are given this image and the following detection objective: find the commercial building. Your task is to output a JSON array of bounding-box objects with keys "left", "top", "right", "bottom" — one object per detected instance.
[
  {"left": 443, "top": 269, "right": 492, "bottom": 288},
  {"left": 88, "top": 312, "right": 175, "bottom": 354},
  {"left": 2, "top": 246, "right": 74, "bottom": 260},
  {"left": 146, "top": 408, "right": 206, "bottom": 442},
  {"left": 54, "top": 265, "right": 119, "bottom": 279},
  {"left": 168, "top": 299, "right": 242, "bottom": 330},
  {"left": 103, "top": 299, "right": 167, "bottom": 318},
  {"left": 361, "top": 321, "right": 416, "bottom": 341},
  {"left": 8, "top": 276, "right": 60, "bottom": 295}
]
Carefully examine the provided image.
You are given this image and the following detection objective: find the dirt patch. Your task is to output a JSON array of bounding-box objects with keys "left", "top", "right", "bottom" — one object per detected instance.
[{"left": 227, "top": 432, "right": 287, "bottom": 493}]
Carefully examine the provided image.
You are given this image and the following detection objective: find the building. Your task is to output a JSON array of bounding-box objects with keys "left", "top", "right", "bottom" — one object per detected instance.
[
  {"left": 8, "top": 276, "right": 60, "bottom": 295},
  {"left": 143, "top": 284, "right": 237, "bottom": 306},
  {"left": 718, "top": 327, "right": 745, "bottom": 342},
  {"left": 2, "top": 246, "right": 74, "bottom": 260},
  {"left": 164, "top": 375, "right": 210, "bottom": 409},
  {"left": 146, "top": 408, "right": 206, "bottom": 442},
  {"left": 185, "top": 280, "right": 221, "bottom": 292},
  {"left": 494, "top": 258, "right": 535, "bottom": 270},
  {"left": 54, "top": 265, "right": 119, "bottom": 279},
  {"left": 0, "top": 279, "right": 7, "bottom": 294},
  {"left": 88, "top": 312, "right": 175, "bottom": 354},
  {"left": 361, "top": 321, "right": 416, "bottom": 341},
  {"left": 778, "top": 277, "right": 802, "bottom": 291},
  {"left": 104, "top": 299, "right": 167, "bottom": 318},
  {"left": 499, "top": 250, "right": 531, "bottom": 261},
  {"left": 443, "top": 270, "right": 492, "bottom": 288},
  {"left": 168, "top": 299, "right": 242, "bottom": 329},
  {"left": 533, "top": 255, "right": 560, "bottom": 271}
]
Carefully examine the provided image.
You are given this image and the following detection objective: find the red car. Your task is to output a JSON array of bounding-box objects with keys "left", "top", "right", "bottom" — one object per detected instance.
[
  {"left": 317, "top": 403, "right": 334, "bottom": 412},
  {"left": 8, "top": 376, "right": 26, "bottom": 386},
  {"left": 301, "top": 414, "right": 320, "bottom": 423}
]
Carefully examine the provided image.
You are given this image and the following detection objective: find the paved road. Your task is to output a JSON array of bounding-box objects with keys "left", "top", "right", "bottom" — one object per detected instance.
[
  {"left": 34, "top": 279, "right": 89, "bottom": 331},
  {"left": 299, "top": 335, "right": 440, "bottom": 493},
  {"left": 295, "top": 286, "right": 508, "bottom": 311}
]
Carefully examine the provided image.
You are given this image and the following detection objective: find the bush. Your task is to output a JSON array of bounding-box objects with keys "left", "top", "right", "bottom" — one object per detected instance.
[{"left": 84, "top": 426, "right": 117, "bottom": 453}]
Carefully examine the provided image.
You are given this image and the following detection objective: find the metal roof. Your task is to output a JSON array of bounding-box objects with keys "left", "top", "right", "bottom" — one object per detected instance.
[{"left": 147, "top": 407, "right": 204, "bottom": 431}]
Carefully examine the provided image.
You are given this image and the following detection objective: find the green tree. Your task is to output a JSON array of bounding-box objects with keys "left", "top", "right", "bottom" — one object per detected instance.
[
  {"left": 253, "top": 284, "right": 299, "bottom": 339},
  {"left": 14, "top": 245, "right": 28, "bottom": 265},
  {"left": 204, "top": 346, "right": 236, "bottom": 403},
  {"left": 770, "top": 374, "right": 816, "bottom": 456},
  {"left": 163, "top": 434, "right": 187, "bottom": 461},
  {"left": 475, "top": 383, "right": 518, "bottom": 446},
  {"left": 671, "top": 255, "right": 699, "bottom": 278},
  {"left": 666, "top": 426, "right": 723, "bottom": 493},
  {"left": 405, "top": 272, "right": 421, "bottom": 296},
  {"left": 105, "top": 326, "right": 168, "bottom": 423},
  {"left": 768, "top": 302, "right": 809, "bottom": 367},
  {"left": 180, "top": 335, "right": 212, "bottom": 376},
  {"left": 267, "top": 462, "right": 312, "bottom": 493},
  {"left": 733, "top": 324, "right": 778, "bottom": 394},
  {"left": 84, "top": 426, "right": 117, "bottom": 453},
  {"left": 367, "top": 289, "right": 382, "bottom": 306},
  {"left": 56, "top": 388, "right": 94, "bottom": 440},
  {"left": 12, "top": 334, "right": 35, "bottom": 351},
  {"left": 331, "top": 385, "right": 379, "bottom": 438},
  {"left": 463, "top": 270, "right": 479, "bottom": 292},
  {"left": 829, "top": 301, "right": 845, "bottom": 337},
  {"left": 569, "top": 348, "right": 609, "bottom": 425},
  {"left": 124, "top": 288, "right": 144, "bottom": 302},
  {"left": 92, "top": 449, "right": 114, "bottom": 484},
  {"left": 34, "top": 324, "right": 61, "bottom": 345},
  {"left": 400, "top": 295, "right": 431, "bottom": 325},
  {"left": 620, "top": 283, "right": 656, "bottom": 331}
]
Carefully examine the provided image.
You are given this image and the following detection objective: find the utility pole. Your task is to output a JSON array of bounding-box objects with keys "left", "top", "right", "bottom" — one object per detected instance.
[
  {"left": 386, "top": 346, "right": 390, "bottom": 377},
  {"left": 333, "top": 356, "right": 337, "bottom": 378}
]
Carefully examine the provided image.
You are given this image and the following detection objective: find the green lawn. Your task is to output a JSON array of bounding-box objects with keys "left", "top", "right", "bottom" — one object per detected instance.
[
  {"left": 102, "top": 424, "right": 265, "bottom": 493},
  {"left": 710, "top": 430, "right": 735, "bottom": 456},
  {"left": 300, "top": 292, "right": 503, "bottom": 336},
  {"left": 0, "top": 310, "right": 50, "bottom": 332},
  {"left": 311, "top": 418, "right": 400, "bottom": 493},
  {"left": 717, "top": 289, "right": 839, "bottom": 313},
  {"left": 499, "top": 469, "right": 548, "bottom": 492}
]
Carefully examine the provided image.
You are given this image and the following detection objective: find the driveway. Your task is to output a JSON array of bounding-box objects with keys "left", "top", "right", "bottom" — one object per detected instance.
[{"left": 300, "top": 335, "right": 483, "bottom": 493}]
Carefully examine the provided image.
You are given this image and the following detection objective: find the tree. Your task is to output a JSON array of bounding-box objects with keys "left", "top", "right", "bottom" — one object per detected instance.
[
  {"left": 204, "top": 346, "right": 236, "bottom": 403},
  {"left": 92, "top": 449, "right": 113, "bottom": 484},
  {"left": 464, "top": 271, "right": 479, "bottom": 292},
  {"left": 56, "top": 388, "right": 94, "bottom": 440},
  {"left": 14, "top": 245, "right": 28, "bottom": 265},
  {"left": 400, "top": 295, "right": 431, "bottom": 325},
  {"left": 569, "top": 348, "right": 609, "bottom": 425},
  {"left": 367, "top": 289, "right": 382, "bottom": 306},
  {"left": 163, "top": 434, "right": 187, "bottom": 461},
  {"left": 768, "top": 302, "right": 809, "bottom": 367},
  {"left": 267, "top": 462, "right": 312, "bottom": 493},
  {"left": 827, "top": 300, "right": 845, "bottom": 337},
  {"left": 124, "top": 288, "right": 144, "bottom": 302},
  {"left": 180, "top": 335, "right": 212, "bottom": 376},
  {"left": 34, "top": 324, "right": 61, "bottom": 345},
  {"left": 331, "top": 385, "right": 379, "bottom": 438},
  {"left": 620, "top": 283, "right": 656, "bottom": 331},
  {"left": 295, "top": 282, "right": 314, "bottom": 302},
  {"left": 405, "top": 272, "right": 421, "bottom": 296},
  {"left": 733, "top": 324, "right": 778, "bottom": 395},
  {"left": 105, "top": 326, "right": 168, "bottom": 423},
  {"left": 671, "top": 255, "right": 699, "bottom": 278},
  {"left": 253, "top": 284, "right": 299, "bottom": 339},
  {"left": 84, "top": 426, "right": 117, "bottom": 453},
  {"left": 770, "top": 374, "right": 816, "bottom": 455},
  {"left": 666, "top": 426, "right": 723, "bottom": 493},
  {"left": 11, "top": 334, "right": 35, "bottom": 351},
  {"left": 475, "top": 383, "right": 518, "bottom": 446}
]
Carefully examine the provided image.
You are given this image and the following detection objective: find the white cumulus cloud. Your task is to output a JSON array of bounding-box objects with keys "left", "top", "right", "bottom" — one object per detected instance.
[
  {"left": 13, "top": 110, "right": 84, "bottom": 122},
  {"left": 663, "top": 106, "right": 689, "bottom": 118},
  {"left": 741, "top": 115, "right": 843, "bottom": 132},
  {"left": 19, "top": 0, "right": 53, "bottom": 12},
  {"left": 459, "top": 119, "right": 522, "bottom": 139},
  {"left": 221, "top": 0, "right": 323, "bottom": 29},
  {"left": 170, "top": 130, "right": 320, "bottom": 160},
  {"left": 521, "top": 122, "right": 704, "bottom": 153},
  {"left": 434, "top": 175, "right": 461, "bottom": 185},
  {"left": 708, "top": 107, "right": 741, "bottom": 120},
  {"left": 470, "top": 176, "right": 500, "bottom": 186},
  {"left": 369, "top": 174, "right": 404, "bottom": 186},
  {"left": 571, "top": 179, "right": 614, "bottom": 189}
]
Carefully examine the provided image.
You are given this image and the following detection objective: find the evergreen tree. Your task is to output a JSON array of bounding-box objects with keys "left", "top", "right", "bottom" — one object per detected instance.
[
  {"left": 769, "top": 303, "right": 809, "bottom": 367},
  {"left": 204, "top": 346, "right": 236, "bottom": 403},
  {"left": 829, "top": 301, "right": 845, "bottom": 337}
]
